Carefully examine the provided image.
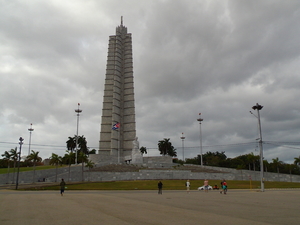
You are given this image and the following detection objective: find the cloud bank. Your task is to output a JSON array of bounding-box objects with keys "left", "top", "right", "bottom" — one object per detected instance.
[{"left": 1, "top": 0, "right": 300, "bottom": 163}]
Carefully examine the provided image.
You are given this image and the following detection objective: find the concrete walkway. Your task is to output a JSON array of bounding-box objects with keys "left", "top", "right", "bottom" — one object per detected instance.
[{"left": 0, "top": 189, "right": 299, "bottom": 225}]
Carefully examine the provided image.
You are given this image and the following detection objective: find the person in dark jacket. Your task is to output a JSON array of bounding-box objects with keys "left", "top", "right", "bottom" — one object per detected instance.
[
  {"left": 158, "top": 181, "right": 163, "bottom": 194},
  {"left": 60, "top": 179, "right": 66, "bottom": 196}
]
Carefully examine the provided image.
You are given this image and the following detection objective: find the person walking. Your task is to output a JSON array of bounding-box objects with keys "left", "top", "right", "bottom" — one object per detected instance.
[
  {"left": 204, "top": 179, "right": 209, "bottom": 193},
  {"left": 223, "top": 180, "right": 227, "bottom": 194},
  {"left": 158, "top": 181, "right": 163, "bottom": 194},
  {"left": 60, "top": 178, "right": 66, "bottom": 196},
  {"left": 186, "top": 180, "right": 190, "bottom": 193},
  {"left": 220, "top": 179, "right": 227, "bottom": 194},
  {"left": 220, "top": 179, "right": 224, "bottom": 194}
]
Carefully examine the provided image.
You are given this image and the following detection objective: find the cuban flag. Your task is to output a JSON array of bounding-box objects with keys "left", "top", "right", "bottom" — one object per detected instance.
[{"left": 112, "top": 122, "right": 120, "bottom": 130}]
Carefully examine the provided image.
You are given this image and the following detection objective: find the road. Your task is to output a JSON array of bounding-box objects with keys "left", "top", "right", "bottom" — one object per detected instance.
[{"left": 0, "top": 189, "right": 299, "bottom": 225}]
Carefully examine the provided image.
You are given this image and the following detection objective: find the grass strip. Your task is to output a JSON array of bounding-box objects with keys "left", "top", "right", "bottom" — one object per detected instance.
[{"left": 21, "top": 179, "right": 300, "bottom": 191}]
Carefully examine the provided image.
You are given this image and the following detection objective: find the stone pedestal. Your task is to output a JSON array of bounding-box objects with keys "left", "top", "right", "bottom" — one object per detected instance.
[{"left": 132, "top": 137, "right": 143, "bottom": 164}]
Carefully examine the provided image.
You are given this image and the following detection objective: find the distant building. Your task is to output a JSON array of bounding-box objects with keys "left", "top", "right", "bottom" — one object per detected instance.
[{"left": 43, "top": 158, "right": 50, "bottom": 166}]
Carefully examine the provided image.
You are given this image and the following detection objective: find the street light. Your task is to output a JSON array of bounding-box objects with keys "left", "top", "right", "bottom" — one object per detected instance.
[
  {"left": 197, "top": 113, "right": 203, "bottom": 166},
  {"left": 250, "top": 103, "right": 264, "bottom": 192},
  {"left": 28, "top": 123, "right": 34, "bottom": 156},
  {"left": 75, "top": 103, "right": 82, "bottom": 164},
  {"left": 180, "top": 132, "right": 185, "bottom": 161},
  {"left": 15, "top": 137, "right": 24, "bottom": 190}
]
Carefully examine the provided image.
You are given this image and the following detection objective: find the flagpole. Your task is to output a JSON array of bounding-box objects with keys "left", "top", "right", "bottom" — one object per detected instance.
[
  {"left": 75, "top": 103, "right": 82, "bottom": 165},
  {"left": 112, "top": 122, "right": 120, "bottom": 164},
  {"left": 197, "top": 113, "right": 203, "bottom": 166},
  {"left": 118, "top": 129, "right": 120, "bottom": 163}
]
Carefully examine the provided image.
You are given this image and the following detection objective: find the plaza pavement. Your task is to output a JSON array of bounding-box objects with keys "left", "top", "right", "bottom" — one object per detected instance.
[{"left": 0, "top": 188, "right": 299, "bottom": 225}]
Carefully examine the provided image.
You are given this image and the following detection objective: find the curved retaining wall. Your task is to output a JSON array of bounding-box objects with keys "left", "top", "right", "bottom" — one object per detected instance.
[{"left": 1, "top": 164, "right": 300, "bottom": 184}]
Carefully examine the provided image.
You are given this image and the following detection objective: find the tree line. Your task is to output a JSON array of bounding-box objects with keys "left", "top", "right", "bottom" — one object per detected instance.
[
  {"left": 0, "top": 135, "right": 96, "bottom": 184},
  {"left": 179, "top": 151, "right": 300, "bottom": 175},
  {"left": 145, "top": 138, "right": 300, "bottom": 176}
]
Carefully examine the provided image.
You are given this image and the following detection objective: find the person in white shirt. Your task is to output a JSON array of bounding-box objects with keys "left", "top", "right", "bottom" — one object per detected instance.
[{"left": 186, "top": 180, "right": 190, "bottom": 193}]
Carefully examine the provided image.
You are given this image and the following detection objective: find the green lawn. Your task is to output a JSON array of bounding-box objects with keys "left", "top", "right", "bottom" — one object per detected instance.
[{"left": 23, "top": 179, "right": 300, "bottom": 191}]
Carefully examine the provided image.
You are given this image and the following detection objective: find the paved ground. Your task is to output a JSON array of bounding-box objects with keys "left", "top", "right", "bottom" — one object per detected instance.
[{"left": 0, "top": 189, "right": 299, "bottom": 225}]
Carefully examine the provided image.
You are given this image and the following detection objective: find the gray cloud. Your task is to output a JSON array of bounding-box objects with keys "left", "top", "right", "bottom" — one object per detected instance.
[{"left": 1, "top": 0, "right": 300, "bottom": 164}]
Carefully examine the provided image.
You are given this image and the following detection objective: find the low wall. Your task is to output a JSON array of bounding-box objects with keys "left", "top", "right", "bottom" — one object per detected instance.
[
  {"left": 202, "top": 165, "right": 300, "bottom": 182},
  {"left": 1, "top": 164, "right": 300, "bottom": 184},
  {"left": 0, "top": 165, "right": 83, "bottom": 184},
  {"left": 84, "top": 169, "right": 300, "bottom": 183}
]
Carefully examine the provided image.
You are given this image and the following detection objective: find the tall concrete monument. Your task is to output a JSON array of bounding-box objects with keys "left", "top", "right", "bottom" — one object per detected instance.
[{"left": 99, "top": 17, "right": 139, "bottom": 163}]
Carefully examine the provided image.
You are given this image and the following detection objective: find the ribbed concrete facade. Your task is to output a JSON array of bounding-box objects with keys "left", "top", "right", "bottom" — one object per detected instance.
[{"left": 99, "top": 20, "right": 136, "bottom": 160}]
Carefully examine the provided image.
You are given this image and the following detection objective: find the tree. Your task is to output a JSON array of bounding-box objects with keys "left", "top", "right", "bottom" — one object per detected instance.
[
  {"left": 78, "top": 151, "right": 88, "bottom": 182},
  {"left": 294, "top": 156, "right": 300, "bottom": 167},
  {"left": 271, "top": 157, "right": 283, "bottom": 175},
  {"left": 184, "top": 152, "right": 300, "bottom": 175},
  {"left": 140, "top": 146, "right": 147, "bottom": 155},
  {"left": 158, "top": 138, "right": 177, "bottom": 157},
  {"left": 10, "top": 147, "right": 18, "bottom": 184},
  {"left": 226, "top": 157, "right": 245, "bottom": 169},
  {"left": 1, "top": 151, "right": 11, "bottom": 184},
  {"left": 247, "top": 152, "right": 259, "bottom": 171},
  {"left": 284, "top": 163, "right": 298, "bottom": 178},
  {"left": 203, "top": 151, "right": 227, "bottom": 166},
  {"left": 66, "top": 135, "right": 89, "bottom": 161},
  {"left": 185, "top": 156, "right": 201, "bottom": 165},
  {"left": 78, "top": 135, "right": 88, "bottom": 155},
  {"left": 89, "top": 149, "right": 96, "bottom": 154},
  {"left": 263, "top": 160, "right": 269, "bottom": 172},
  {"left": 85, "top": 160, "right": 95, "bottom": 170},
  {"left": 245, "top": 154, "right": 252, "bottom": 170},
  {"left": 49, "top": 153, "right": 62, "bottom": 182},
  {"left": 63, "top": 150, "right": 75, "bottom": 181},
  {"left": 27, "top": 150, "right": 42, "bottom": 183},
  {"left": 66, "top": 137, "right": 76, "bottom": 152},
  {"left": 85, "top": 160, "right": 95, "bottom": 181}
]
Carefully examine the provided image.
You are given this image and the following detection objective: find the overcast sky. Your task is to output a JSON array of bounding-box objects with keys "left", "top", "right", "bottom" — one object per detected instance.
[{"left": 1, "top": 0, "right": 300, "bottom": 164}]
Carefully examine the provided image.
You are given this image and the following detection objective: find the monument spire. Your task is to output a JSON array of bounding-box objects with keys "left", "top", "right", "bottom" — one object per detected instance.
[{"left": 99, "top": 20, "right": 136, "bottom": 162}]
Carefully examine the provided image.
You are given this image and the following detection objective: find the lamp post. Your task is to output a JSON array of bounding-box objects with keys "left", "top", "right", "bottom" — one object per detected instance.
[
  {"left": 15, "top": 137, "right": 24, "bottom": 190},
  {"left": 251, "top": 103, "right": 264, "bottom": 192},
  {"left": 180, "top": 132, "right": 185, "bottom": 161},
  {"left": 28, "top": 123, "right": 34, "bottom": 156},
  {"left": 75, "top": 103, "right": 82, "bottom": 165},
  {"left": 197, "top": 113, "right": 203, "bottom": 166}
]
